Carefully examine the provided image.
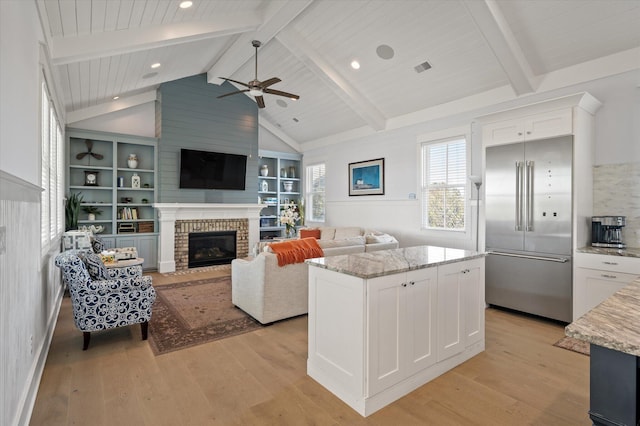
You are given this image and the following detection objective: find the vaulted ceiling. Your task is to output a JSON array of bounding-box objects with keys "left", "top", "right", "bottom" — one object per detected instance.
[{"left": 37, "top": 0, "right": 640, "bottom": 149}]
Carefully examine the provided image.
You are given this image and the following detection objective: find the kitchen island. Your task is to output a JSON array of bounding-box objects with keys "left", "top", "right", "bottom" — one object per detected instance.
[
  {"left": 566, "top": 276, "right": 640, "bottom": 426},
  {"left": 306, "top": 245, "right": 485, "bottom": 416}
]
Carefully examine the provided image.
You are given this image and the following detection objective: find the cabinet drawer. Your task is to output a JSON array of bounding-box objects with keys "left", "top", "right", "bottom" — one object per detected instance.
[{"left": 574, "top": 252, "right": 640, "bottom": 274}]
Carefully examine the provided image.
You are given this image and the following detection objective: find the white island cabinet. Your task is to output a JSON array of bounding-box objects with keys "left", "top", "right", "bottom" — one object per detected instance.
[{"left": 307, "top": 246, "right": 485, "bottom": 417}]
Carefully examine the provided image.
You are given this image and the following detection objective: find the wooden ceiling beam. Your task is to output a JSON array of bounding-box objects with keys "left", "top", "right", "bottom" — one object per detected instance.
[
  {"left": 206, "top": 0, "right": 314, "bottom": 85},
  {"left": 276, "top": 28, "right": 386, "bottom": 132},
  {"left": 463, "top": 0, "right": 539, "bottom": 96},
  {"left": 50, "top": 14, "right": 261, "bottom": 65}
]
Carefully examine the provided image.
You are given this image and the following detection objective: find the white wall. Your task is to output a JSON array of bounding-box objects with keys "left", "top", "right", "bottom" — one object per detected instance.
[
  {"left": 0, "top": 0, "right": 41, "bottom": 184},
  {"left": 303, "top": 70, "right": 639, "bottom": 250},
  {"left": 0, "top": 2, "right": 65, "bottom": 426},
  {"left": 69, "top": 102, "right": 157, "bottom": 138}
]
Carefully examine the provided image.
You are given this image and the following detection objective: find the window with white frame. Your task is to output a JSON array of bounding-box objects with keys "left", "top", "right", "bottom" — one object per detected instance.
[
  {"left": 306, "top": 163, "right": 325, "bottom": 222},
  {"left": 421, "top": 136, "right": 466, "bottom": 230},
  {"left": 41, "top": 78, "right": 64, "bottom": 249}
]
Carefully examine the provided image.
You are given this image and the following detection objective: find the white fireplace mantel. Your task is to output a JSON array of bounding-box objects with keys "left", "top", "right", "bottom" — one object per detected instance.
[{"left": 154, "top": 203, "right": 265, "bottom": 273}]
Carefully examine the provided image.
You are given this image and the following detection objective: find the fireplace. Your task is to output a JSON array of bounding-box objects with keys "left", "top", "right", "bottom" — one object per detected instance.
[{"left": 188, "top": 231, "right": 237, "bottom": 268}]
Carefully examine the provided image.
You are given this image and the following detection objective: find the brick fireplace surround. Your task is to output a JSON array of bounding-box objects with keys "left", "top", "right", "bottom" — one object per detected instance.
[{"left": 154, "top": 204, "right": 265, "bottom": 273}]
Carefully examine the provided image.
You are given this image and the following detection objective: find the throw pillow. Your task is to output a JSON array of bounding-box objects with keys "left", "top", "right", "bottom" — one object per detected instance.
[
  {"left": 84, "top": 252, "right": 109, "bottom": 281},
  {"left": 299, "top": 228, "right": 321, "bottom": 239},
  {"left": 365, "top": 233, "right": 396, "bottom": 244},
  {"left": 334, "top": 227, "right": 362, "bottom": 239},
  {"left": 91, "top": 236, "right": 105, "bottom": 253}
]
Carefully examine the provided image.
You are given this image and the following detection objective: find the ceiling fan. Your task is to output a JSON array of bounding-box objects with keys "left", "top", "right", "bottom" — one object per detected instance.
[{"left": 218, "top": 40, "right": 299, "bottom": 108}]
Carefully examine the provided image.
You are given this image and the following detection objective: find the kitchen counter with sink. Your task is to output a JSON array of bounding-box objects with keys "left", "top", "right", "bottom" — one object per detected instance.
[{"left": 566, "top": 276, "right": 640, "bottom": 425}]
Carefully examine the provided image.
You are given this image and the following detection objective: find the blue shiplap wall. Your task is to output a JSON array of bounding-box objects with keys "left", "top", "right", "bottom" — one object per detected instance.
[{"left": 157, "top": 74, "right": 259, "bottom": 203}]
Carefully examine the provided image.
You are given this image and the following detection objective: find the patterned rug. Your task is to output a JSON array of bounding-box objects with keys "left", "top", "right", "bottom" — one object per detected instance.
[
  {"left": 553, "top": 336, "right": 590, "bottom": 356},
  {"left": 148, "top": 276, "right": 262, "bottom": 355}
]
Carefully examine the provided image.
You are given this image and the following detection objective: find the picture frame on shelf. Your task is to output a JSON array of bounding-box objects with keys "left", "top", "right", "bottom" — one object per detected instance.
[{"left": 348, "top": 158, "right": 385, "bottom": 196}]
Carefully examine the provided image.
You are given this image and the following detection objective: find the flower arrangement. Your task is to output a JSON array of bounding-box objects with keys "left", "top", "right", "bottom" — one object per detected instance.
[{"left": 280, "top": 202, "right": 300, "bottom": 237}]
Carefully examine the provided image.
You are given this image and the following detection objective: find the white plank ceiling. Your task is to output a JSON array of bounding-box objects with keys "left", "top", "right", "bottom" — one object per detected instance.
[{"left": 37, "top": 0, "right": 640, "bottom": 147}]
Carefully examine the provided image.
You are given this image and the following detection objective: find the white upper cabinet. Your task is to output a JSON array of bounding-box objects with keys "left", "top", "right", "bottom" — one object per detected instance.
[{"left": 482, "top": 108, "right": 573, "bottom": 146}]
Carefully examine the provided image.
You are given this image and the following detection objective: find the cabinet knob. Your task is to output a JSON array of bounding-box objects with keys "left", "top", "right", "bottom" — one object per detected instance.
[
  {"left": 410, "top": 281, "right": 415, "bottom": 286},
  {"left": 526, "top": 131, "right": 531, "bottom": 135},
  {"left": 517, "top": 132, "right": 523, "bottom": 136},
  {"left": 401, "top": 282, "right": 407, "bottom": 287}
]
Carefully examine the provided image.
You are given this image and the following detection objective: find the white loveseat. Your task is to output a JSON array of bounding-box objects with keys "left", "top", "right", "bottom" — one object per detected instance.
[{"left": 231, "top": 227, "right": 398, "bottom": 324}]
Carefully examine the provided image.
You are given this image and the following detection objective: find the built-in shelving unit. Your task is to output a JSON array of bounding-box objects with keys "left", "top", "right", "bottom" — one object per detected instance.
[
  {"left": 257, "top": 150, "right": 302, "bottom": 241},
  {"left": 66, "top": 128, "right": 158, "bottom": 269}
]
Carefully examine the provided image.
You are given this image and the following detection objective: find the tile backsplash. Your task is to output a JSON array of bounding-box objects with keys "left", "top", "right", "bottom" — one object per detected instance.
[{"left": 593, "top": 162, "right": 640, "bottom": 248}]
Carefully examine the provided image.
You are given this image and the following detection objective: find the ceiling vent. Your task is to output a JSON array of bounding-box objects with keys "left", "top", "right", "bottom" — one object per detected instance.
[{"left": 414, "top": 60, "right": 432, "bottom": 73}]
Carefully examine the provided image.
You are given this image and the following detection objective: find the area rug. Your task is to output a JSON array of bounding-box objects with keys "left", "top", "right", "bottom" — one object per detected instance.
[
  {"left": 553, "top": 336, "right": 590, "bottom": 356},
  {"left": 148, "top": 276, "right": 262, "bottom": 355}
]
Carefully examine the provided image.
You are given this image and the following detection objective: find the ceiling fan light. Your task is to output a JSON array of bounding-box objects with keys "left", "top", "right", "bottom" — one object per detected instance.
[
  {"left": 350, "top": 60, "right": 360, "bottom": 70},
  {"left": 249, "top": 88, "right": 262, "bottom": 97}
]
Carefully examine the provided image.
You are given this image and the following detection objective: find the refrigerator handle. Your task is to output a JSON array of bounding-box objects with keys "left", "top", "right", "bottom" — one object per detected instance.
[
  {"left": 515, "top": 161, "right": 523, "bottom": 231},
  {"left": 526, "top": 161, "right": 534, "bottom": 232}
]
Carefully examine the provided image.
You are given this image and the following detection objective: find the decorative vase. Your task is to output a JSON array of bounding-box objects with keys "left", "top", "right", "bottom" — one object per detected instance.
[
  {"left": 260, "top": 165, "right": 269, "bottom": 176},
  {"left": 283, "top": 181, "right": 293, "bottom": 192},
  {"left": 131, "top": 173, "right": 141, "bottom": 188},
  {"left": 261, "top": 180, "right": 269, "bottom": 192},
  {"left": 285, "top": 225, "right": 295, "bottom": 238},
  {"left": 127, "top": 154, "right": 138, "bottom": 169},
  {"left": 288, "top": 166, "right": 296, "bottom": 178},
  {"left": 280, "top": 168, "right": 287, "bottom": 178},
  {"left": 88, "top": 213, "right": 96, "bottom": 221}
]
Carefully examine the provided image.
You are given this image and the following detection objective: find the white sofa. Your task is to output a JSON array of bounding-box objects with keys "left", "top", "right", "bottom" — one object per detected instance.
[{"left": 231, "top": 227, "right": 398, "bottom": 324}]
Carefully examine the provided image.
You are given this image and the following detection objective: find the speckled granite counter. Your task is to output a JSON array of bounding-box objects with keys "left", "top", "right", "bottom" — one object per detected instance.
[
  {"left": 576, "top": 246, "right": 640, "bottom": 257},
  {"left": 306, "top": 245, "right": 484, "bottom": 279},
  {"left": 566, "top": 277, "right": 640, "bottom": 356}
]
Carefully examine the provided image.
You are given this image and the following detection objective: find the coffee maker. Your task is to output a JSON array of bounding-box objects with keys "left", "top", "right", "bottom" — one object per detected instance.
[{"left": 591, "top": 216, "right": 626, "bottom": 248}]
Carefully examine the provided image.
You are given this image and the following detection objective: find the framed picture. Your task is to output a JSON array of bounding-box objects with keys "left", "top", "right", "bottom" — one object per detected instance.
[{"left": 348, "top": 158, "right": 385, "bottom": 196}]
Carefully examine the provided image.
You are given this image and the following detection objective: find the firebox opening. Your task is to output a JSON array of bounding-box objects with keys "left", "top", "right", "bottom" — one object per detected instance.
[{"left": 188, "top": 231, "right": 237, "bottom": 268}]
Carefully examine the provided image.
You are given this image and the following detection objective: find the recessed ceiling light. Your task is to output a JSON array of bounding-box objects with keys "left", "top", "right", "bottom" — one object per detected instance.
[
  {"left": 179, "top": 1, "right": 193, "bottom": 9},
  {"left": 292, "top": 118, "right": 299, "bottom": 123},
  {"left": 276, "top": 99, "right": 288, "bottom": 108},
  {"left": 113, "top": 96, "right": 119, "bottom": 100},
  {"left": 350, "top": 60, "right": 360, "bottom": 70},
  {"left": 142, "top": 72, "right": 158, "bottom": 79},
  {"left": 151, "top": 63, "right": 161, "bottom": 69}
]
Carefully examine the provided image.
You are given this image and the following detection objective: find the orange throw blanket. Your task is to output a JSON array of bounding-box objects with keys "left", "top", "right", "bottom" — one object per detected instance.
[{"left": 268, "top": 237, "right": 324, "bottom": 267}]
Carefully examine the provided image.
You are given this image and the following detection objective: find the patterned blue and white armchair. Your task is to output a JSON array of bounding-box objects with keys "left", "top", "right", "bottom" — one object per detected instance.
[{"left": 55, "top": 250, "right": 156, "bottom": 350}]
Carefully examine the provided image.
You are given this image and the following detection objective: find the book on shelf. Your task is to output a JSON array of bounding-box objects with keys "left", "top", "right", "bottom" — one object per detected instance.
[{"left": 119, "top": 207, "right": 139, "bottom": 220}]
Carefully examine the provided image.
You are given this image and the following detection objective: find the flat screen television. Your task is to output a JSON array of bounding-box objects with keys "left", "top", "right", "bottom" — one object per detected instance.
[{"left": 179, "top": 148, "right": 247, "bottom": 190}]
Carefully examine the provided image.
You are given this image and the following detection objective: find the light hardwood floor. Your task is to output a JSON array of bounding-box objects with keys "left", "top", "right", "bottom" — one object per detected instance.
[{"left": 31, "top": 269, "right": 590, "bottom": 425}]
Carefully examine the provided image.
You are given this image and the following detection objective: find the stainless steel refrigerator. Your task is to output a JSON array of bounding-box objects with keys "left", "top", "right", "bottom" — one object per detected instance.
[{"left": 485, "top": 135, "right": 573, "bottom": 322}]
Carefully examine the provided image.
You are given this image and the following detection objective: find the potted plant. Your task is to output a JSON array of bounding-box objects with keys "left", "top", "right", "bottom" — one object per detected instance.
[
  {"left": 82, "top": 205, "right": 102, "bottom": 221},
  {"left": 65, "top": 192, "right": 83, "bottom": 231}
]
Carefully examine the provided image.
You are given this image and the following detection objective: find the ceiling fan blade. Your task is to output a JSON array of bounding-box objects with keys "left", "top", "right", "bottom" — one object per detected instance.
[
  {"left": 85, "top": 139, "right": 93, "bottom": 151},
  {"left": 219, "top": 77, "right": 249, "bottom": 88},
  {"left": 259, "top": 77, "right": 281, "bottom": 89},
  {"left": 76, "top": 152, "right": 89, "bottom": 159},
  {"left": 91, "top": 153, "right": 104, "bottom": 160},
  {"left": 255, "top": 95, "right": 265, "bottom": 109},
  {"left": 217, "top": 89, "right": 249, "bottom": 99},
  {"left": 263, "top": 88, "right": 300, "bottom": 100}
]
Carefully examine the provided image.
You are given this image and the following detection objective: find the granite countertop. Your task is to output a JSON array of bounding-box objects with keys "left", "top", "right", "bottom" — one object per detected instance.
[
  {"left": 306, "top": 245, "right": 485, "bottom": 279},
  {"left": 566, "top": 277, "right": 640, "bottom": 357},
  {"left": 576, "top": 246, "right": 640, "bottom": 258}
]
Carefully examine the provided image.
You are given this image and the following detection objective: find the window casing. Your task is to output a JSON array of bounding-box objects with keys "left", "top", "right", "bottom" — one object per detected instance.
[
  {"left": 306, "top": 163, "right": 326, "bottom": 223},
  {"left": 421, "top": 137, "right": 467, "bottom": 231},
  {"left": 41, "top": 78, "right": 64, "bottom": 250}
]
